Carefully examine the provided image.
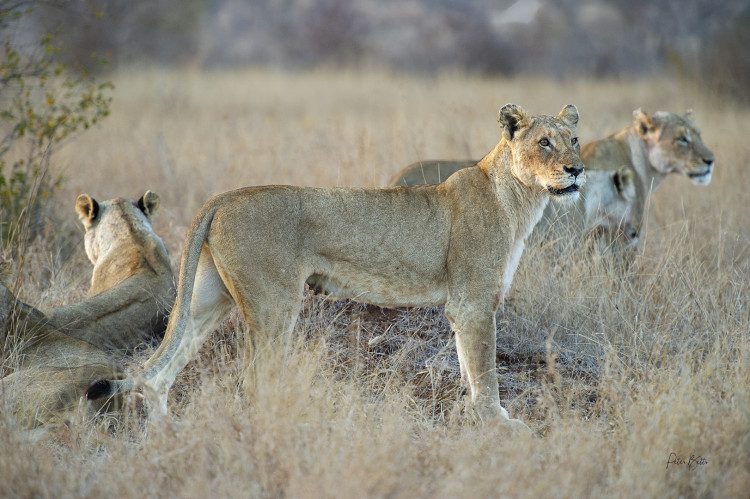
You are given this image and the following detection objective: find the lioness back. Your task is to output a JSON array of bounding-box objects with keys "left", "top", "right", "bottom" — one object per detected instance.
[
  {"left": 209, "top": 184, "right": 454, "bottom": 307},
  {"left": 388, "top": 160, "right": 477, "bottom": 187}
]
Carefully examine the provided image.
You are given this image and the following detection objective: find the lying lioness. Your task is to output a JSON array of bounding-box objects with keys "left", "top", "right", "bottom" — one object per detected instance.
[
  {"left": 0, "top": 285, "right": 125, "bottom": 429},
  {"left": 88, "top": 104, "right": 584, "bottom": 433},
  {"left": 0, "top": 191, "right": 174, "bottom": 429}
]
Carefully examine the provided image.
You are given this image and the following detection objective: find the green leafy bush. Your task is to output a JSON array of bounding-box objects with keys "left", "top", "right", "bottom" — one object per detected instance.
[{"left": 0, "top": 4, "right": 112, "bottom": 244}]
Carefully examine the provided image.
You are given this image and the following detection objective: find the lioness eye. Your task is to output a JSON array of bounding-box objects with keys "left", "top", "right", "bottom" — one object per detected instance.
[
  {"left": 677, "top": 136, "right": 689, "bottom": 145},
  {"left": 571, "top": 137, "right": 578, "bottom": 146},
  {"left": 539, "top": 138, "right": 550, "bottom": 147}
]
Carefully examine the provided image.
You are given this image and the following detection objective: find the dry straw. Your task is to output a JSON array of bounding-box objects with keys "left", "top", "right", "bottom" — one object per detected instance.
[{"left": 1, "top": 68, "right": 749, "bottom": 497}]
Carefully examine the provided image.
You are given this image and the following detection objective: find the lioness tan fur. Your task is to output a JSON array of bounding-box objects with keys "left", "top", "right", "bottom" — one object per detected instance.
[
  {"left": 388, "top": 159, "right": 477, "bottom": 187},
  {"left": 391, "top": 159, "right": 638, "bottom": 245},
  {"left": 0, "top": 191, "right": 175, "bottom": 429},
  {"left": 388, "top": 109, "right": 714, "bottom": 247},
  {"left": 50, "top": 191, "right": 176, "bottom": 351},
  {"left": 88, "top": 104, "right": 584, "bottom": 433},
  {"left": 578, "top": 109, "right": 714, "bottom": 240},
  {"left": 0, "top": 285, "right": 125, "bottom": 429}
]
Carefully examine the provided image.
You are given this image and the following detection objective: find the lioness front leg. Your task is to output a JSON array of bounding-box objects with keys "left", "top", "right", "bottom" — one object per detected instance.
[{"left": 444, "top": 300, "right": 530, "bottom": 433}]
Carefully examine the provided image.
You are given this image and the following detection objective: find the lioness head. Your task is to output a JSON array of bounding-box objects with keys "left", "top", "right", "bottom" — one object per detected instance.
[
  {"left": 498, "top": 104, "right": 585, "bottom": 202},
  {"left": 633, "top": 109, "right": 715, "bottom": 185},
  {"left": 76, "top": 191, "right": 161, "bottom": 265}
]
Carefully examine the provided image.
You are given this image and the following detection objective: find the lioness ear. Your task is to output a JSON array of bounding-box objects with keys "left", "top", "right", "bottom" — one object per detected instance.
[
  {"left": 498, "top": 103, "right": 531, "bottom": 141},
  {"left": 612, "top": 166, "right": 635, "bottom": 200},
  {"left": 633, "top": 108, "right": 655, "bottom": 138},
  {"left": 137, "top": 191, "right": 160, "bottom": 218},
  {"left": 75, "top": 194, "right": 99, "bottom": 224},
  {"left": 684, "top": 109, "right": 694, "bottom": 121},
  {"left": 557, "top": 104, "right": 579, "bottom": 128}
]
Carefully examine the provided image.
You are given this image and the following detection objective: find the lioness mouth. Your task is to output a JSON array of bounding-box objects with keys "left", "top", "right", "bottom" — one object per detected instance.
[
  {"left": 688, "top": 170, "right": 711, "bottom": 179},
  {"left": 547, "top": 184, "right": 579, "bottom": 196}
]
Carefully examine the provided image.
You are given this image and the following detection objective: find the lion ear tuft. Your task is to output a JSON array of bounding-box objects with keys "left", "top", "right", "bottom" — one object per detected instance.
[
  {"left": 612, "top": 166, "right": 636, "bottom": 200},
  {"left": 557, "top": 104, "right": 579, "bottom": 128},
  {"left": 497, "top": 103, "right": 531, "bottom": 141},
  {"left": 137, "top": 191, "right": 160, "bottom": 218},
  {"left": 75, "top": 194, "right": 99, "bottom": 224},
  {"left": 633, "top": 108, "right": 655, "bottom": 138}
]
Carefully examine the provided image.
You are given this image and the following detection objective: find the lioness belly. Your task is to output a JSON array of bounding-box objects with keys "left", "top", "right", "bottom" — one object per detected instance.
[{"left": 306, "top": 269, "right": 447, "bottom": 308}]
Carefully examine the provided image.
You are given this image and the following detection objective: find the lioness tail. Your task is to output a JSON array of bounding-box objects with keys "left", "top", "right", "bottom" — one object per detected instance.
[{"left": 85, "top": 378, "right": 134, "bottom": 401}]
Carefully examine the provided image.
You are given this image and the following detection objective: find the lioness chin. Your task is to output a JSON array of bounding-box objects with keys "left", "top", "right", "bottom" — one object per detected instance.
[{"left": 88, "top": 103, "right": 584, "bottom": 433}]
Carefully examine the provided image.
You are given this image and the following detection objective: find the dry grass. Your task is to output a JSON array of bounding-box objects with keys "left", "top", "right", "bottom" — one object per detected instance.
[{"left": 2, "top": 67, "right": 749, "bottom": 497}]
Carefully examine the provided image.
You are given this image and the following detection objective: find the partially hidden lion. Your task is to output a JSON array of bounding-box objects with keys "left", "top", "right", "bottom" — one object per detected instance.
[
  {"left": 391, "top": 159, "right": 637, "bottom": 246},
  {"left": 87, "top": 104, "right": 584, "bottom": 433},
  {"left": 0, "top": 191, "right": 175, "bottom": 429},
  {"left": 50, "top": 191, "right": 176, "bottom": 351},
  {"left": 576, "top": 108, "right": 714, "bottom": 242},
  {"left": 388, "top": 109, "right": 714, "bottom": 248}
]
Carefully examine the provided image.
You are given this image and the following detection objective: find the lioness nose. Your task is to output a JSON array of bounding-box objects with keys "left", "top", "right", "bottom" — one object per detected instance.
[
  {"left": 703, "top": 157, "right": 714, "bottom": 166},
  {"left": 563, "top": 165, "right": 583, "bottom": 177}
]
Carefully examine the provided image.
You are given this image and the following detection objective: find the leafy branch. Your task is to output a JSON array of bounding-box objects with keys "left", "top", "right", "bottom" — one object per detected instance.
[{"left": 0, "top": 2, "right": 113, "bottom": 244}]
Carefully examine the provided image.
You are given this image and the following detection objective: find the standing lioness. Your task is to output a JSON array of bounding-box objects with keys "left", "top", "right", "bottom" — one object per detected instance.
[{"left": 88, "top": 104, "right": 584, "bottom": 432}]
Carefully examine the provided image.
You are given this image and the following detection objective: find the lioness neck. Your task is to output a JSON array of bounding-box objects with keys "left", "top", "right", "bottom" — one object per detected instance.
[
  {"left": 89, "top": 239, "right": 166, "bottom": 296},
  {"left": 479, "top": 139, "right": 549, "bottom": 235},
  {"left": 617, "top": 125, "right": 667, "bottom": 193}
]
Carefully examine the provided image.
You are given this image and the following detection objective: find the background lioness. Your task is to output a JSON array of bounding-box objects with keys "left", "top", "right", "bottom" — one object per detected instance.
[
  {"left": 391, "top": 159, "right": 638, "bottom": 246},
  {"left": 0, "top": 191, "right": 175, "bottom": 429},
  {"left": 88, "top": 103, "right": 584, "bottom": 432},
  {"left": 388, "top": 109, "right": 714, "bottom": 248}
]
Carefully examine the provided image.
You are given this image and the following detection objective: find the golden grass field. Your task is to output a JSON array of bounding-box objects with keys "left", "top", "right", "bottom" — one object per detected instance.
[{"left": 2, "top": 67, "right": 750, "bottom": 497}]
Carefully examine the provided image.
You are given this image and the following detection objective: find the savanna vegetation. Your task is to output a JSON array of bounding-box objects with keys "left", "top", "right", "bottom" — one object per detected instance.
[{"left": 1, "top": 67, "right": 749, "bottom": 497}]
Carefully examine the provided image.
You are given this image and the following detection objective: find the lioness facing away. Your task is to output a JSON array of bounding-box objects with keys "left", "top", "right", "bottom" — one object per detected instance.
[
  {"left": 388, "top": 109, "right": 714, "bottom": 248},
  {"left": 88, "top": 104, "right": 584, "bottom": 433},
  {"left": 50, "top": 191, "right": 176, "bottom": 351},
  {"left": 0, "top": 191, "right": 175, "bottom": 429}
]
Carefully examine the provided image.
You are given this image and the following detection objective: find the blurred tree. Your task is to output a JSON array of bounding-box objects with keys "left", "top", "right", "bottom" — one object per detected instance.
[
  {"left": 4, "top": 0, "right": 749, "bottom": 115},
  {"left": 27, "top": 0, "right": 209, "bottom": 69},
  {"left": 276, "top": 0, "right": 370, "bottom": 68},
  {"left": 703, "top": 6, "right": 750, "bottom": 103}
]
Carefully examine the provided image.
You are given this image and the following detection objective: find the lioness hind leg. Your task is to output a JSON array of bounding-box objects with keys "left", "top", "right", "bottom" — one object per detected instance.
[
  {"left": 211, "top": 262, "right": 306, "bottom": 390},
  {"left": 141, "top": 246, "right": 235, "bottom": 415}
]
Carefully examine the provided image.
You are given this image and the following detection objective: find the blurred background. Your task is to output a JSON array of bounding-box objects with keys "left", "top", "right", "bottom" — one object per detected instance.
[{"left": 9, "top": 0, "right": 750, "bottom": 103}]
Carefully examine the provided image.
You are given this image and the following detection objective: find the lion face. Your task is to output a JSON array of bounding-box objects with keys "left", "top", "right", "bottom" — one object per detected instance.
[
  {"left": 498, "top": 104, "right": 585, "bottom": 203},
  {"left": 634, "top": 109, "right": 715, "bottom": 185}
]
